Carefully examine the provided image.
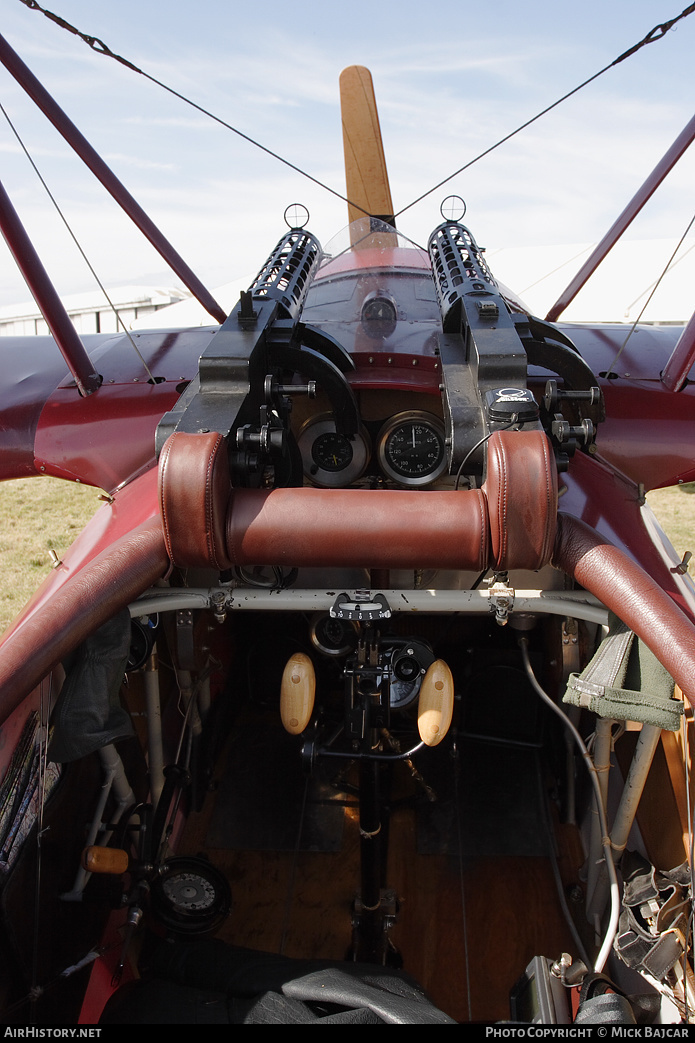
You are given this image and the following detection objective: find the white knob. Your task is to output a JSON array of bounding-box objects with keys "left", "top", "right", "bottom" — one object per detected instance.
[
  {"left": 417, "top": 660, "right": 454, "bottom": 746},
  {"left": 280, "top": 653, "right": 316, "bottom": 734}
]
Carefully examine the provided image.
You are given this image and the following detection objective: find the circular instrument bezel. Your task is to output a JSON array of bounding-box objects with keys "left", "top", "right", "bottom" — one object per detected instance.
[
  {"left": 376, "top": 410, "right": 448, "bottom": 488},
  {"left": 360, "top": 291, "right": 398, "bottom": 338},
  {"left": 150, "top": 856, "right": 231, "bottom": 936},
  {"left": 309, "top": 612, "right": 358, "bottom": 657},
  {"left": 297, "top": 413, "right": 371, "bottom": 488}
]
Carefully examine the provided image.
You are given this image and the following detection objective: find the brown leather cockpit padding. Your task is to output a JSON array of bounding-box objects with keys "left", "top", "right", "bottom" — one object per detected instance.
[
  {"left": 484, "top": 429, "right": 558, "bottom": 572},
  {"left": 553, "top": 513, "right": 695, "bottom": 707},
  {"left": 159, "top": 430, "right": 231, "bottom": 570},
  {"left": 157, "top": 427, "right": 558, "bottom": 573},
  {"left": 0, "top": 518, "right": 168, "bottom": 726},
  {"left": 226, "top": 485, "right": 490, "bottom": 571}
]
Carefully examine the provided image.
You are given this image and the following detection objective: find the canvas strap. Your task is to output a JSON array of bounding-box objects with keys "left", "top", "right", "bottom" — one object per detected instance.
[{"left": 563, "top": 613, "right": 683, "bottom": 731}]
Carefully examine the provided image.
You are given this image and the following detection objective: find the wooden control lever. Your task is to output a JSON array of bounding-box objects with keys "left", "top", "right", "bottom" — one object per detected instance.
[
  {"left": 280, "top": 652, "right": 316, "bottom": 734},
  {"left": 81, "top": 846, "right": 129, "bottom": 875},
  {"left": 417, "top": 660, "right": 454, "bottom": 746}
]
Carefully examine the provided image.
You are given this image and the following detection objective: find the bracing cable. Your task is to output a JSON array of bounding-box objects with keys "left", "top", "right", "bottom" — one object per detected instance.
[
  {"left": 518, "top": 637, "right": 621, "bottom": 974},
  {"left": 16, "top": 0, "right": 695, "bottom": 225},
  {"left": 605, "top": 210, "right": 695, "bottom": 375},
  {"left": 534, "top": 752, "right": 593, "bottom": 970},
  {"left": 394, "top": 4, "right": 695, "bottom": 220},
  {"left": 15, "top": 0, "right": 360, "bottom": 215},
  {"left": 0, "top": 101, "right": 158, "bottom": 382}
]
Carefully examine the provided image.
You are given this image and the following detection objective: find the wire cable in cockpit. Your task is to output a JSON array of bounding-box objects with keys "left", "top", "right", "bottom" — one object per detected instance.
[
  {"left": 518, "top": 637, "right": 621, "bottom": 975},
  {"left": 454, "top": 418, "right": 520, "bottom": 491}
]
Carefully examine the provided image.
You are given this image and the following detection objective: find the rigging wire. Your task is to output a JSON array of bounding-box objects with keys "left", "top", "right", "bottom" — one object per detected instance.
[
  {"left": 15, "top": 0, "right": 361, "bottom": 216},
  {"left": 624, "top": 242, "right": 695, "bottom": 315},
  {"left": 604, "top": 210, "right": 695, "bottom": 375},
  {"left": 15, "top": 0, "right": 695, "bottom": 227},
  {"left": 0, "top": 100, "right": 158, "bottom": 383},
  {"left": 394, "top": 3, "right": 695, "bottom": 219},
  {"left": 518, "top": 245, "right": 594, "bottom": 297}
]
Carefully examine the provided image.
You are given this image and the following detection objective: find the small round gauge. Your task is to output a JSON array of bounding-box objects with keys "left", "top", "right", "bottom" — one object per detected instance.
[
  {"left": 377, "top": 411, "right": 447, "bottom": 487},
  {"left": 309, "top": 613, "right": 357, "bottom": 656},
  {"left": 162, "top": 871, "right": 217, "bottom": 911},
  {"left": 298, "top": 414, "right": 371, "bottom": 488},
  {"left": 312, "top": 431, "right": 353, "bottom": 472},
  {"left": 150, "top": 856, "right": 231, "bottom": 936},
  {"left": 361, "top": 292, "right": 398, "bottom": 338}
]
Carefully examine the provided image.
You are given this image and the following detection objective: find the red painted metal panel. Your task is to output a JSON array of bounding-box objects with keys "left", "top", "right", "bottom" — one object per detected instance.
[
  {"left": 35, "top": 382, "right": 182, "bottom": 491},
  {"left": 0, "top": 327, "right": 213, "bottom": 486}
]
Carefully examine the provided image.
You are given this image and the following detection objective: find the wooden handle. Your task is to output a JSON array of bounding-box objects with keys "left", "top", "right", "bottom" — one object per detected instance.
[
  {"left": 418, "top": 660, "right": 454, "bottom": 746},
  {"left": 280, "top": 652, "right": 316, "bottom": 735},
  {"left": 81, "top": 845, "right": 129, "bottom": 875}
]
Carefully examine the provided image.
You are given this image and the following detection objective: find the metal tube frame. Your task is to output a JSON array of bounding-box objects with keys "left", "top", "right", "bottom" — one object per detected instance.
[{"left": 129, "top": 586, "right": 609, "bottom": 625}]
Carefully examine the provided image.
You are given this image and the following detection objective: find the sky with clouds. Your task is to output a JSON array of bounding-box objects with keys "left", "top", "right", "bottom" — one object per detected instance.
[{"left": 0, "top": 0, "right": 693, "bottom": 317}]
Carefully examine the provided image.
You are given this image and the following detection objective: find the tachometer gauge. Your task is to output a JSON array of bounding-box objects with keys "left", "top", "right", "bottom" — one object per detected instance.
[
  {"left": 377, "top": 411, "right": 447, "bottom": 487},
  {"left": 298, "top": 414, "right": 371, "bottom": 488}
]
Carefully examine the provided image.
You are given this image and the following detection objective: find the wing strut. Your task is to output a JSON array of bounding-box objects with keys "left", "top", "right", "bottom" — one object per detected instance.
[
  {"left": 0, "top": 33, "right": 226, "bottom": 325},
  {"left": 545, "top": 113, "right": 695, "bottom": 322},
  {"left": 0, "top": 177, "right": 101, "bottom": 396},
  {"left": 661, "top": 309, "right": 695, "bottom": 392}
]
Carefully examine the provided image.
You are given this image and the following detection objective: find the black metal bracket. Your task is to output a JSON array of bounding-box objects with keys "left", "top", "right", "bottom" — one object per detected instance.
[
  {"left": 429, "top": 221, "right": 532, "bottom": 477},
  {"left": 155, "top": 290, "right": 359, "bottom": 484}
]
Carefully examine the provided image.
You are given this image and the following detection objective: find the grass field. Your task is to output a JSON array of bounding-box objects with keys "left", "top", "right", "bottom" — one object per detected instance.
[
  {"left": 0, "top": 474, "right": 693, "bottom": 637},
  {"left": 0, "top": 477, "right": 103, "bottom": 634}
]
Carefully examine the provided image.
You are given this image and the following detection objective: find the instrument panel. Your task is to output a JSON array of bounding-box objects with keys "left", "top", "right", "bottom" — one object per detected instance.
[
  {"left": 298, "top": 409, "right": 448, "bottom": 489},
  {"left": 298, "top": 414, "right": 371, "bottom": 488}
]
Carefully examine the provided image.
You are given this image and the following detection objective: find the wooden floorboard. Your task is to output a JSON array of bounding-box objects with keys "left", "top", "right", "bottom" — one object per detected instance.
[{"left": 179, "top": 739, "right": 587, "bottom": 1024}]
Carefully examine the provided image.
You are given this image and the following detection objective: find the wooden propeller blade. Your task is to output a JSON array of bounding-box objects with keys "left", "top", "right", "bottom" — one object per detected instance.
[
  {"left": 280, "top": 652, "right": 316, "bottom": 735},
  {"left": 418, "top": 660, "right": 454, "bottom": 746},
  {"left": 339, "top": 65, "right": 395, "bottom": 237}
]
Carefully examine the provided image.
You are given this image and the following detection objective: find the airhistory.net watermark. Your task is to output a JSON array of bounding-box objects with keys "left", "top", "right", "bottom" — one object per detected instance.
[{"left": 4, "top": 1031, "right": 101, "bottom": 1038}]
